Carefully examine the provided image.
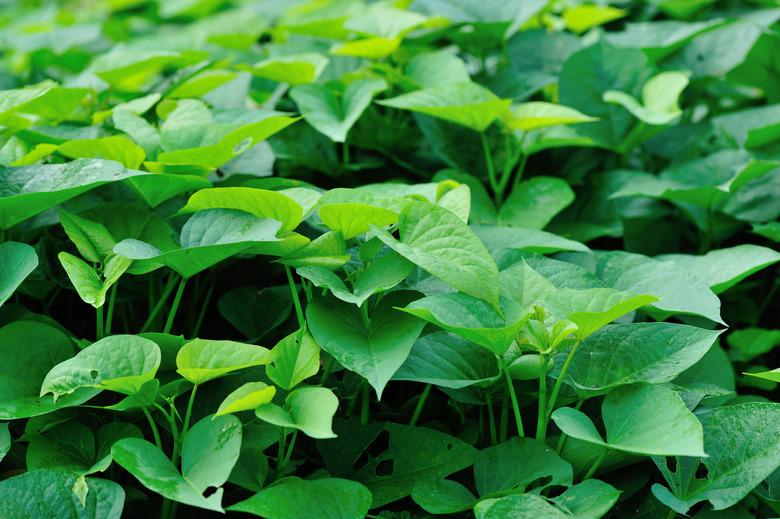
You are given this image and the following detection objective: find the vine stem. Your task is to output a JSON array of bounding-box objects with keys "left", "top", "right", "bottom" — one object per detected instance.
[
  {"left": 141, "top": 273, "right": 178, "bottom": 332},
  {"left": 582, "top": 449, "right": 606, "bottom": 480},
  {"left": 555, "top": 399, "right": 584, "bottom": 454},
  {"left": 105, "top": 284, "right": 118, "bottom": 335},
  {"left": 191, "top": 276, "right": 215, "bottom": 338},
  {"left": 535, "top": 364, "right": 548, "bottom": 441},
  {"left": 499, "top": 358, "right": 524, "bottom": 437},
  {"left": 485, "top": 391, "right": 498, "bottom": 444},
  {"left": 480, "top": 132, "right": 499, "bottom": 200},
  {"left": 285, "top": 266, "right": 306, "bottom": 331},
  {"left": 360, "top": 383, "right": 371, "bottom": 426},
  {"left": 546, "top": 340, "right": 583, "bottom": 424},
  {"left": 96, "top": 305, "right": 104, "bottom": 340},
  {"left": 409, "top": 384, "right": 432, "bottom": 427},
  {"left": 173, "top": 384, "right": 198, "bottom": 466},
  {"left": 665, "top": 509, "right": 677, "bottom": 519},
  {"left": 141, "top": 406, "right": 163, "bottom": 450},
  {"left": 280, "top": 430, "right": 298, "bottom": 470},
  {"left": 163, "top": 277, "right": 187, "bottom": 334}
]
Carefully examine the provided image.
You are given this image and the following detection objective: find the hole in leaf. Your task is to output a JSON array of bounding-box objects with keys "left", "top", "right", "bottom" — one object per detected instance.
[
  {"left": 375, "top": 459, "right": 394, "bottom": 477},
  {"left": 526, "top": 476, "right": 553, "bottom": 493},
  {"left": 695, "top": 462, "right": 709, "bottom": 480},
  {"left": 665, "top": 457, "right": 677, "bottom": 473},
  {"left": 89, "top": 370, "right": 99, "bottom": 379},
  {"left": 202, "top": 486, "right": 218, "bottom": 498}
]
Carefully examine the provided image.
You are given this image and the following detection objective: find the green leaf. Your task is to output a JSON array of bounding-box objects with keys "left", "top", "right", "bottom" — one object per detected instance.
[
  {"left": 58, "top": 253, "right": 130, "bottom": 308},
  {"left": 652, "top": 403, "right": 780, "bottom": 513},
  {"left": 375, "top": 201, "right": 500, "bottom": 309},
  {"left": 377, "top": 82, "right": 511, "bottom": 132},
  {"left": 727, "top": 328, "right": 780, "bottom": 362},
  {"left": 543, "top": 288, "right": 658, "bottom": 339},
  {"left": 228, "top": 477, "right": 372, "bottom": 519},
  {"left": 114, "top": 209, "right": 283, "bottom": 278},
  {"left": 176, "top": 338, "right": 271, "bottom": 385},
  {"left": 401, "top": 292, "right": 531, "bottom": 354},
  {"left": 753, "top": 221, "right": 780, "bottom": 242},
  {"left": 474, "top": 494, "right": 568, "bottom": 519},
  {"left": 307, "top": 292, "right": 425, "bottom": 398},
  {"left": 356, "top": 423, "right": 478, "bottom": 508},
  {"left": 502, "top": 102, "right": 597, "bottom": 131},
  {"left": 552, "top": 383, "right": 706, "bottom": 457},
  {"left": 266, "top": 329, "right": 320, "bottom": 391},
  {"left": 497, "top": 176, "right": 575, "bottom": 229},
  {"left": 58, "top": 210, "right": 116, "bottom": 263},
  {"left": 656, "top": 245, "right": 780, "bottom": 294},
  {"left": 41, "top": 335, "right": 161, "bottom": 399},
  {"left": 180, "top": 187, "right": 303, "bottom": 233},
  {"left": 0, "top": 321, "right": 97, "bottom": 419},
  {"left": 583, "top": 250, "right": 724, "bottom": 324},
  {"left": 218, "top": 285, "right": 291, "bottom": 342},
  {"left": 561, "top": 322, "right": 722, "bottom": 396},
  {"left": 393, "top": 331, "right": 500, "bottom": 389},
  {"left": 412, "top": 478, "right": 476, "bottom": 514},
  {"left": 0, "top": 422, "right": 9, "bottom": 463},
  {"left": 277, "top": 231, "right": 349, "bottom": 270},
  {"left": 249, "top": 53, "right": 329, "bottom": 85},
  {"left": 112, "top": 414, "right": 242, "bottom": 512},
  {"left": 318, "top": 202, "right": 398, "bottom": 239},
  {"left": 58, "top": 136, "right": 146, "bottom": 169},
  {"left": 330, "top": 37, "right": 400, "bottom": 59},
  {"left": 475, "top": 437, "right": 573, "bottom": 496},
  {"left": 0, "top": 470, "right": 124, "bottom": 519},
  {"left": 216, "top": 382, "right": 277, "bottom": 416},
  {"left": 562, "top": 4, "right": 627, "bottom": 33},
  {"left": 472, "top": 226, "right": 590, "bottom": 255},
  {"left": 255, "top": 386, "right": 339, "bottom": 439},
  {"left": 291, "top": 78, "right": 387, "bottom": 142},
  {"left": 0, "top": 159, "right": 143, "bottom": 229},
  {"left": 604, "top": 71, "right": 689, "bottom": 125},
  {"left": 0, "top": 242, "right": 38, "bottom": 307}
]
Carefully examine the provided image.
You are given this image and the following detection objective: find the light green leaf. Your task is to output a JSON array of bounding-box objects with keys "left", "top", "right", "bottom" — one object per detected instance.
[
  {"left": 604, "top": 71, "right": 689, "bottom": 125},
  {"left": 180, "top": 187, "right": 303, "bottom": 233},
  {"left": 377, "top": 82, "right": 511, "bottom": 132},
  {"left": 319, "top": 202, "right": 398, "bottom": 239},
  {"left": 0, "top": 241, "right": 38, "bottom": 307},
  {"left": 277, "top": 231, "right": 349, "bottom": 270},
  {"left": 176, "top": 338, "right": 271, "bottom": 385},
  {"left": 656, "top": 245, "right": 780, "bottom": 294},
  {"left": 498, "top": 176, "right": 575, "bottom": 229},
  {"left": 375, "top": 201, "right": 500, "bottom": 309},
  {"left": 543, "top": 288, "right": 658, "bottom": 339},
  {"left": 58, "top": 136, "right": 145, "bottom": 169},
  {"left": 307, "top": 292, "right": 425, "bottom": 398},
  {"left": 216, "top": 382, "right": 277, "bottom": 416},
  {"left": 249, "top": 53, "right": 329, "bottom": 85},
  {"left": 502, "top": 102, "right": 597, "bottom": 131},
  {"left": 58, "top": 253, "right": 130, "bottom": 308},
  {"left": 291, "top": 78, "right": 386, "bottom": 142},
  {"left": 41, "top": 335, "right": 161, "bottom": 399},
  {"left": 266, "top": 329, "right": 321, "bottom": 390},
  {"left": 58, "top": 210, "right": 116, "bottom": 263},
  {"left": 561, "top": 322, "right": 722, "bottom": 396},
  {"left": 228, "top": 477, "right": 372, "bottom": 519},
  {"left": 401, "top": 292, "right": 531, "bottom": 354},
  {"left": 473, "top": 226, "right": 590, "bottom": 255},
  {"left": 727, "top": 327, "right": 780, "bottom": 362},
  {"left": 330, "top": 37, "right": 400, "bottom": 59},
  {"left": 552, "top": 383, "right": 706, "bottom": 457},
  {"left": 255, "top": 386, "right": 339, "bottom": 439},
  {"left": 563, "top": 4, "right": 627, "bottom": 33},
  {"left": 0, "top": 470, "right": 124, "bottom": 519},
  {"left": 0, "top": 422, "right": 9, "bottom": 463}
]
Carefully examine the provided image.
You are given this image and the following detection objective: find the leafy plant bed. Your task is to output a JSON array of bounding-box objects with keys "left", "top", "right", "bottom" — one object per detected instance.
[{"left": 1, "top": 0, "right": 780, "bottom": 518}]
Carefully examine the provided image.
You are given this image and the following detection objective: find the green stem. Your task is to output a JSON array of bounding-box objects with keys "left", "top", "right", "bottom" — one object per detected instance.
[
  {"left": 536, "top": 365, "right": 548, "bottom": 441},
  {"left": 582, "top": 449, "right": 606, "bottom": 480},
  {"left": 105, "top": 284, "right": 118, "bottom": 336},
  {"left": 409, "top": 384, "right": 432, "bottom": 427},
  {"left": 320, "top": 356, "right": 335, "bottom": 386},
  {"left": 485, "top": 391, "right": 498, "bottom": 445},
  {"left": 499, "top": 387, "right": 509, "bottom": 443},
  {"left": 277, "top": 428, "right": 287, "bottom": 471},
  {"left": 665, "top": 509, "right": 677, "bottom": 519},
  {"left": 285, "top": 266, "right": 306, "bottom": 331},
  {"left": 360, "top": 382, "right": 370, "bottom": 426},
  {"left": 280, "top": 430, "right": 298, "bottom": 470},
  {"left": 96, "top": 305, "right": 104, "bottom": 340},
  {"left": 500, "top": 358, "right": 524, "bottom": 437},
  {"left": 141, "top": 273, "right": 178, "bottom": 333},
  {"left": 359, "top": 301, "right": 370, "bottom": 328},
  {"left": 480, "top": 132, "right": 499, "bottom": 200},
  {"left": 163, "top": 277, "right": 187, "bottom": 334},
  {"left": 191, "top": 276, "right": 215, "bottom": 338},
  {"left": 142, "top": 406, "right": 163, "bottom": 450},
  {"left": 342, "top": 141, "right": 350, "bottom": 167},
  {"left": 159, "top": 499, "right": 171, "bottom": 519},
  {"left": 174, "top": 384, "right": 198, "bottom": 464},
  {"left": 498, "top": 133, "right": 526, "bottom": 196},
  {"left": 546, "top": 340, "right": 582, "bottom": 420}
]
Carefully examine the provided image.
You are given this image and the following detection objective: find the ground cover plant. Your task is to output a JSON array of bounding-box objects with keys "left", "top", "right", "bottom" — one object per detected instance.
[{"left": 0, "top": 0, "right": 779, "bottom": 517}]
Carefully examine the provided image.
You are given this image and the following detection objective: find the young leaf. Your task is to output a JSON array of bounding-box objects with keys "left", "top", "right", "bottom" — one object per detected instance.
[
  {"left": 552, "top": 383, "right": 706, "bottom": 457},
  {"left": 497, "top": 176, "right": 575, "bottom": 229},
  {"left": 0, "top": 242, "right": 38, "bottom": 307},
  {"left": 374, "top": 201, "right": 501, "bottom": 309},
  {"left": 58, "top": 210, "right": 116, "bottom": 263},
  {"left": 318, "top": 203, "right": 398, "bottom": 239},
  {"left": 266, "top": 329, "right": 320, "bottom": 390},
  {"left": 501, "top": 102, "right": 597, "bottom": 131},
  {"left": 249, "top": 53, "right": 329, "bottom": 85},
  {"left": 307, "top": 292, "right": 425, "bottom": 398},
  {"left": 255, "top": 386, "right": 339, "bottom": 439},
  {"left": 176, "top": 338, "right": 271, "bottom": 385},
  {"left": 604, "top": 71, "right": 689, "bottom": 125},
  {"left": 58, "top": 136, "right": 146, "bottom": 169},
  {"left": 216, "top": 382, "right": 277, "bottom": 416},
  {"left": 41, "top": 335, "right": 161, "bottom": 399}
]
